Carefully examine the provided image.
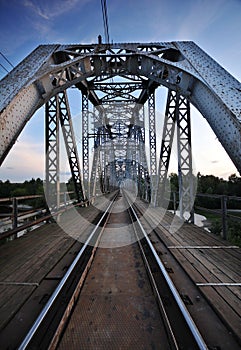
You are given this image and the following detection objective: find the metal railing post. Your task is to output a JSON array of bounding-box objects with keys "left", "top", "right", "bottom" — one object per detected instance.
[
  {"left": 221, "top": 195, "right": 228, "bottom": 240},
  {"left": 12, "top": 197, "right": 18, "bottom": 230},
  {"left": 173, "top": 192, "right": 177, "bottom": 214}
]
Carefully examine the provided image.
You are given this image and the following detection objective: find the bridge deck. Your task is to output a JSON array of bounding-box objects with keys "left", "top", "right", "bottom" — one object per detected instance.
[
  {"left": 0, "top": 197, "right": 240, "bottom": 348},
  {"left": 136, "top": 200, "right": 241, "bottom": 344}
]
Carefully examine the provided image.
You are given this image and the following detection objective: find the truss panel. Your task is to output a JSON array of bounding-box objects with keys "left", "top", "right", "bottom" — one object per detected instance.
[
  {"left": 1, "top": 40, "right": 241, "bottom": 207},
  {"left": 82, "top": 94, "right": 89, "bottom": 195},
  {"left": 58, "top": 91, "right": 85, "bottom": 203},
  {"left": 45, "top": 95, "right": 60, "bottom": 211},
  {"left": 176, "top": 95, "right": 194, "bottom": 222},
  {"left": 157, "top": 90, "right": 177, "bottom": 204},
  {"left": 148, "top": 92, "right": 157, "bottom": 175}
]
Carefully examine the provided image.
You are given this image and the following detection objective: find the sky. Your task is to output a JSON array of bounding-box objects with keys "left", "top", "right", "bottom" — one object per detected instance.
[{"left": 0, "top": 0, "right": 241, "bottom": 182}]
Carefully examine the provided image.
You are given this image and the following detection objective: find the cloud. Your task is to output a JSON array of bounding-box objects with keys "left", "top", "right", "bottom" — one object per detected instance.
[
  {"left": 23, "top": 0, "right": 89, "bottom": 20},
  {"left": 177, "top": 0, "right": 227, "bottom": 39},
  {"left": 0, "top": 140, "right": 44, "bottom": 181}
]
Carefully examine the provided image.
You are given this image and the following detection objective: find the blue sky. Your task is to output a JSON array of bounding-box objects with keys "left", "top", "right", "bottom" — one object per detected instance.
[{"left": 0, "top": 0, "right": 241, "bottom": 182}]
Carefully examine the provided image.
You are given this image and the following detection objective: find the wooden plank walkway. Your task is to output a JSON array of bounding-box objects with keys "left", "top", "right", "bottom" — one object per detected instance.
[
  {"left": 0, "top": 194, "right": 240, "bottom": 348},
  {"left": 135, "top": 199, "right": 241, "bottom": 344},
  {"left": 0, "top": 195, "right": 111, "bottom": 348}
]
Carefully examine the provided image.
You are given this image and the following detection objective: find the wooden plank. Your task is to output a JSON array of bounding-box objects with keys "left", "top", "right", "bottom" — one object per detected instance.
[{"left": 135, "top": 199, "right": 241, "bottom": 342}]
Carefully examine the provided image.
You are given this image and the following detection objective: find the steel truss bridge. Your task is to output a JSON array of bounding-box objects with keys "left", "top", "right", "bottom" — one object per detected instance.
[{"left": 0, "top": 41, "right": 241, "bottom": 220}]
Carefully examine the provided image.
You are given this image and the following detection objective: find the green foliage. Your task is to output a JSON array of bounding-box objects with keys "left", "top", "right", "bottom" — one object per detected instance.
[
  {"left": 195, "top": 173, "right": 241, "bottom": 209},
  {"left": 170, "top": 172, "right": 241, "bottom": 246},
  {"left": 209, "top": 219, "right": 222, "bottom": 235},
  {"left": 0, "top": 178, "right": 45, "bottom": 209},
  {"left": 227, "top": 220, "right": 241, "bottom": 247},
  {"left": 169, "top": 173, "right": 179, "bottom": 192}
]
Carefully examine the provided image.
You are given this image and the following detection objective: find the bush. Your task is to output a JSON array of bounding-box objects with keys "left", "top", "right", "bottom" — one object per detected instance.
[
  {"left": 210, "top": 219, "right": 222, "bottom": 235},
  {"left": 227, "top": 220, "right": 241, "bottom": 247}
]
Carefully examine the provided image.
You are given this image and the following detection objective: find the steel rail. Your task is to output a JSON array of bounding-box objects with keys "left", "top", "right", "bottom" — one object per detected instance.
[
  {"left": 126, "top": 198, "right": 179, "bottom": 350},
  {"left": 124, "top": 192, "right": 208, "bottom": 350},
  {"left": 18, "top": 194, "right": 117, "bottom": 350}
]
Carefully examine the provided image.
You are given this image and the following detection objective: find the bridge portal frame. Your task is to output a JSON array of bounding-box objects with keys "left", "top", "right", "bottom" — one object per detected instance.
[{"left": 0, "top": 41, "right": 241, "bottom": 213}]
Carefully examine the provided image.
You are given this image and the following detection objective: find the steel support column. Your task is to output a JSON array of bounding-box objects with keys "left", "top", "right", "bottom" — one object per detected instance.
[
  {"left": 82, "top": 94, "right": 89, "bottom": 198},
  {"left": 45, "top": 95, "right": 60, "bottom": 212},
  {"left": 157, "top": 90, "right": 177, "bottom": 205},
  {"left": 148, "top": 92, "right": 157, "bottom": 204},
  {"left": 176, "top": 95, "right": 194, "bottom": 223},
  {"left": 90, "top": 145, "right": 100, "bottom": 198},
  {"left": 58, "top": 91, "right": 85, "bottom": 203}
]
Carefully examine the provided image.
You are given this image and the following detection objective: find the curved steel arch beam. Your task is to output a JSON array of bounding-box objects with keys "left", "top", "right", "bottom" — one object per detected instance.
[{"left": 0, "top": 41, "right": 240, "bottom": 172}]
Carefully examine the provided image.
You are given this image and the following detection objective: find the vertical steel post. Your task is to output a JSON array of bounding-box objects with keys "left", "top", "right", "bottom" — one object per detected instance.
[
  {"left": 82, "top": 94, "right": 89, "bottom": 198},
  {"left": 12, "top": 197, "right": 18, "bottom": 229},
  {"left": 157, "top": 90, "right": 177, "bottom": 206},
  {"left": 148, "top": 91, "right": 157, "bottom": 204},
  {"left": 173, "top": 192, "right": 177, "bottom": 214},
  {"left": 176, "top": 95, "right": 194, "bottom": 223},
  {"left": 58, "top": 91, "right": 85, "bottom": 203},
  {"left": 45, "top": 95, "right": 60, "bottom": 212},
  {"left": 221, "top": 195, "right": 228, "bottom": 240}
]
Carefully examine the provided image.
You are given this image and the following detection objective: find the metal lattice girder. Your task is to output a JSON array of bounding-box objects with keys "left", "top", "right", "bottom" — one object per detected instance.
[
  {"left": 139, "top": 105, "right": 145, "bottom": 143},
  {"left": 45, "top": 95, "right": 60, "bottom": 211},
  {"left": 157, "top": 90, "right": 178, "bottom": 203},
  {"left": 148, "top": 91, "right": 157, "bottom": 175},
  {"left": 91, "top": 82, "right": 143, "bottom": 104},
  {"left": 176, "top": 95, "right": 194, "bottom": 222},
  {"left": 1, "top": 41, "right": 241, "bottom": 175},
  {"left": 58, "top": 91, "right": 85, "bottom": 203},
  {"left": 137, "top": 125, "right": 149, "bottom": 197},
  {"left": 148, "top": 91, "right": 158, "bottom": 205},
  {"left": 82, "top": 93, "right": 89, "bottom": 193},
  {"left": 89, "top": 145, "right": 100, "bottom": 198},
  {"left": 89, "top": 122, "right": 103, "bottom": 197}
]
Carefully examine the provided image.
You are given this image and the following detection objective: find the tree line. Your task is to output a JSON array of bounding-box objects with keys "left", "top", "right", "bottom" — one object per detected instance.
[
  {"left": 0, "top": 174, "right": 240, "bottom": 245},
  {"left": 169, "top": 172, "right": 241, "bottom": 209},
  {"left": 1, "top": 173, "right": 241, "bottom": 202}
]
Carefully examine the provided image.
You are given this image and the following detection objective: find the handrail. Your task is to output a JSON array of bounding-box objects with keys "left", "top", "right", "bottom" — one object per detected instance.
[{"left": 0, "top": 199, "right": 90, "bottom": 240}]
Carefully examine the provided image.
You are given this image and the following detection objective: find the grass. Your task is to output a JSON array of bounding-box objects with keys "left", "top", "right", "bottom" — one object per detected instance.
[{"left": 194, "top": 208, "right": 220, "bottom": 222}]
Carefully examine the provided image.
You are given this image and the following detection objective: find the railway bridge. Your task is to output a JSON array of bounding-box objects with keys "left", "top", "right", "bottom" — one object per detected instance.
[{"left": 0, "top": 41, "right": 241, "bottom": 349}]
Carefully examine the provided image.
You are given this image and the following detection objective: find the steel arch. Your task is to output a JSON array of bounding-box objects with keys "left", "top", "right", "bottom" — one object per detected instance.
[{"left": 0, "top": 41, "right": 241, "bottom": 172}]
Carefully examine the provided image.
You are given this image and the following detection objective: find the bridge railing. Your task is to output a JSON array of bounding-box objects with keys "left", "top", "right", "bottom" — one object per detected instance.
[
  {"left": 0, "top": 192, "right": 76, "bottom": 240},
  {"left": 170, "top": 192, "right": 241, "bottom": 244},
  {"left": 194, "top": 193, "right": 241, "bottom": 242}
]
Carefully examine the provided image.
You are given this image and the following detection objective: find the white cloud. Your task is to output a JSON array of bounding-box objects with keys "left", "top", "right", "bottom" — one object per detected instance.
[
  {"left": 23, "top": 0, "right": 90, "bottom": 20},
  {"left": 177, "top": 0, "right": 227, "bottom": 39},
  {"left": 0, "top": 141, "right": 44, "bottom": 181}
]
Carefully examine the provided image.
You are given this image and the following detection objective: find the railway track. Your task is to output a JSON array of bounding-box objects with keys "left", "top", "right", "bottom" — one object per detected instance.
[{"left": 19, "top": 190, "right": 208, "bottom": 349}]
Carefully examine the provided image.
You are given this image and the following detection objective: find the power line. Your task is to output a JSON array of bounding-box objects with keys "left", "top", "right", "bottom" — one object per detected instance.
[
  {"left": 100, "top": 0, "right": 110, "bottom": 44},
  {"left": 0, "top": 51, "right": 14, "bottom": 68},
  {"left": 0, "top": 63, "right": 9, "bottom": 73}
]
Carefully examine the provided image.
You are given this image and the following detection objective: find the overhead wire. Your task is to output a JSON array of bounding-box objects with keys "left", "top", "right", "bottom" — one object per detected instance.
[
  {"left": 100, "top": 0, "right": 110, "bottom": 44},
  {"left": 0, "top": 51, "right": 14, "bottom": 68},
  {"left": 0, "top": 63, "right": 9, "bottom": 73}
]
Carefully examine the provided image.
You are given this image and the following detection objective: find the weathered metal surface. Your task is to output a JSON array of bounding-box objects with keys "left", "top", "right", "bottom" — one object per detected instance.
[
  {"left": 57, "top": 196, "right": 168, "bottom": 349},
  {"left": 58, "top": 91, "right": 85, "bottom": 202},
  {"left": 136, "top": 198, "right": 241, "bottom": 347},
  {"left": 0, "top": 41, "right": 240, "bottom": 175}
]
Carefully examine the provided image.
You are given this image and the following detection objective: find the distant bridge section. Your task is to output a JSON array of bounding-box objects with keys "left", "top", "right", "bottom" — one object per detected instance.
[
  {"left": 0, "top": 41, "right": 240, "bottom": 170},
  {"left": 0, "top": 41, "right": 240, "bottom": 218}
]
